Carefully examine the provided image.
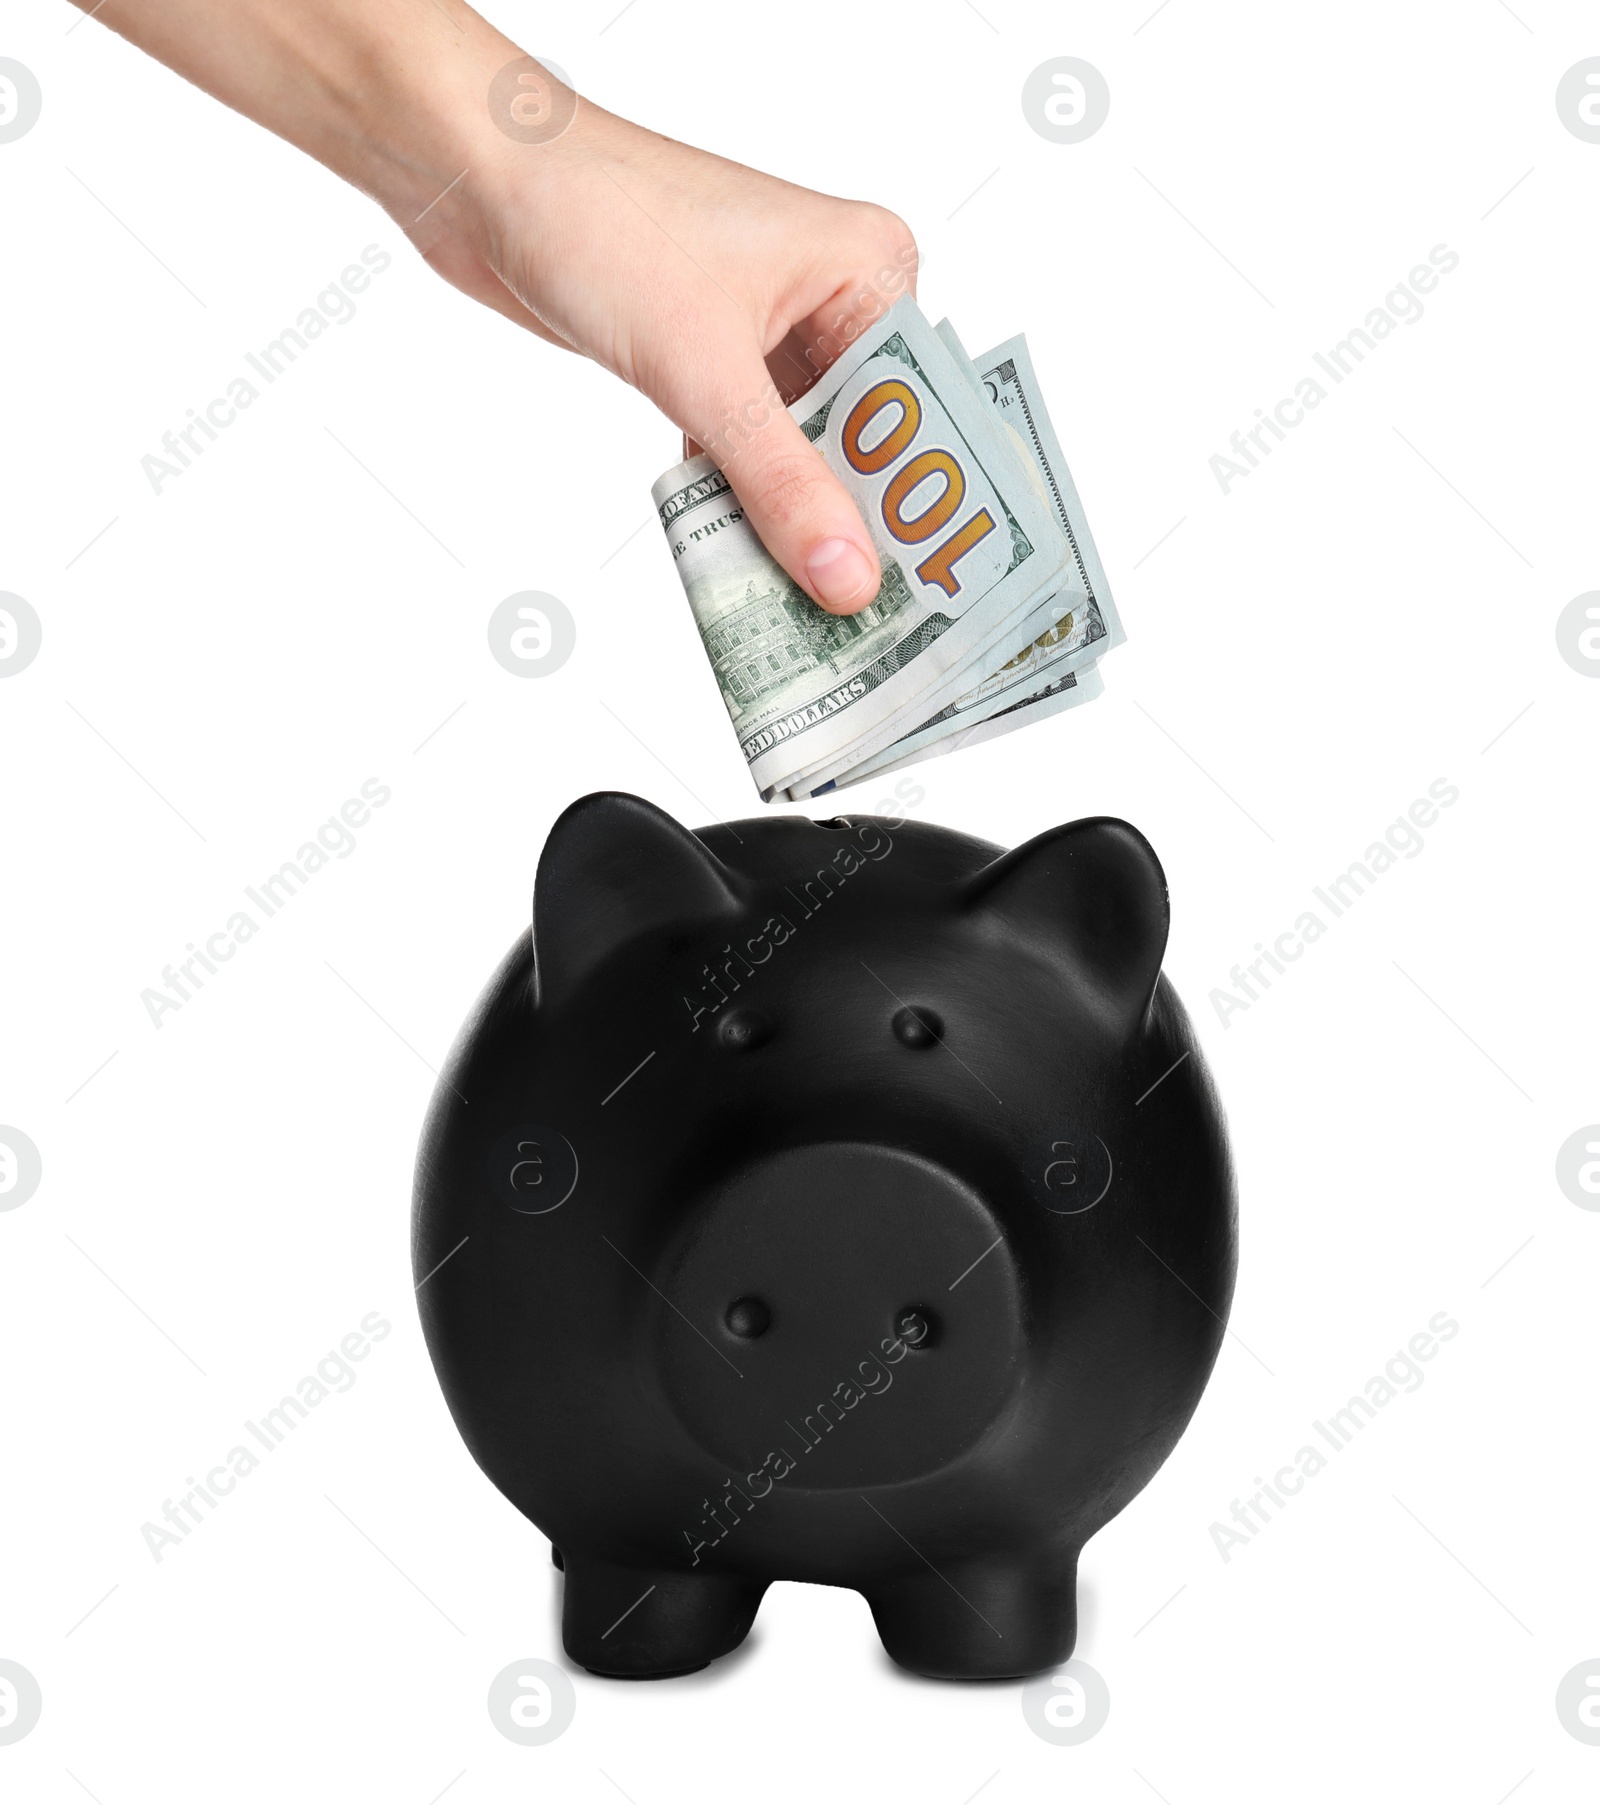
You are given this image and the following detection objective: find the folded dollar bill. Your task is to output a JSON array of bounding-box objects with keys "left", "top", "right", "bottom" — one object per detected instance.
[{"left": 650, "top": 297, "right": 1121, "bottom": 800}]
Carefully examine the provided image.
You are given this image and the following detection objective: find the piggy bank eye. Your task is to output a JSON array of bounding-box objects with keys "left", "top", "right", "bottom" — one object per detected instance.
[
  {"left": 896, "top": 1305, "right": 940, "bottom": 1348},
  {"left": 892, "top": 1005, "right": 943, "bottom": 1049},
  {"left": 717, "top": 1007, "right": 773, "bottom": 1051},
  {"left": 724, "top": 1296, "right": 770, "bottom": 1338}
]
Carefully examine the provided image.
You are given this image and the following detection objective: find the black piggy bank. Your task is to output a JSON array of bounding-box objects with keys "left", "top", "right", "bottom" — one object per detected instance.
[{"left": 413, "top": 792, "right": 1235, "bottom": 1680}]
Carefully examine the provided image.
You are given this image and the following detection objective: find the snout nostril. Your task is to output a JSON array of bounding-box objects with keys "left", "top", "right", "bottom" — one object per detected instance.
[
  {"left": 897, "top": 1305, "right": 939, "bottom": 1349},
  {"left": 725, "top": 1296, "right": 770, "bottom": 1339}
]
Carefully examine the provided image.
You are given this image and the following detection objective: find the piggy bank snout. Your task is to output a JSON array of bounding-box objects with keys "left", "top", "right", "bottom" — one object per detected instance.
[{"left": 656, "top": 1143, "right": 1024, "bottom": 1489}]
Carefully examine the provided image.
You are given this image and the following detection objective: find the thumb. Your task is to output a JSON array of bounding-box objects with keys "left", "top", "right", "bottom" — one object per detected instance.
[{"left": 681, "top": 347, "right": 882, "bottom": 616}]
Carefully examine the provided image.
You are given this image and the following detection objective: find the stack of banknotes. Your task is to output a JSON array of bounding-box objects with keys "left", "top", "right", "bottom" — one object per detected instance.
[{"left": 650, "top": 298, "right": 1123, "bottom": 802}]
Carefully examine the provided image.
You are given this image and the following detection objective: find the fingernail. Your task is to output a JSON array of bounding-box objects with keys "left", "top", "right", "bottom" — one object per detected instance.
[{"left": 805, "top": 537, "right": 877, "bottom": 612}]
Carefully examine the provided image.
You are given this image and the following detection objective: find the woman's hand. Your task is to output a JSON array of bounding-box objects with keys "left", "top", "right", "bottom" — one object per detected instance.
[
  {"left": 413, "top": 93, "right": 918, "bottom": 613},
  {"left": 77, "top": 0, "right": 917, "bottom": 613}
]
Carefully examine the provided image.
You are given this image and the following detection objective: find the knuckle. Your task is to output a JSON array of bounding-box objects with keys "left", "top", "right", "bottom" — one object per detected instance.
[
  {"left": 857, "top": 202, "right": 919, "bottom": 266},
  {"left": 822, "top": 205, "right": 918, "bottom": 317}
]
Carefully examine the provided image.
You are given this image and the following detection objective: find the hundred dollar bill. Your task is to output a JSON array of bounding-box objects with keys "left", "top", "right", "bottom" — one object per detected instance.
[
  {"left": 788, "top": 328, "right": 1123, "bottom": 795},
  {"left": 777, "top": 633, "right": 1105, "bottom": 801},
  {"left": 850, "top": 663, "right": 1105, "bottom": 791},
  {"left": 651, "top": 297, "right": 1077, "bottom": 800},
  {"left": 973, "top": 330, "right": 1123, "bottom": 666},
  {"left": 944, "top": 324, "right": 1122, "bottom": 674}
]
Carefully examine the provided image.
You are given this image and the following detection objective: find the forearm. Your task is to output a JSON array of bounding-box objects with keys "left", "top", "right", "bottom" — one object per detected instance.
[{"left": 71, "top": 0, "right": 525, "bottom": 223}]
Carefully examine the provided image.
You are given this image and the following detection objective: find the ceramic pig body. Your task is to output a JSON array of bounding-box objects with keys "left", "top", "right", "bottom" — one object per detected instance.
[{"left": 413, "top": 793, "right": 1236, "bottom": 1679}]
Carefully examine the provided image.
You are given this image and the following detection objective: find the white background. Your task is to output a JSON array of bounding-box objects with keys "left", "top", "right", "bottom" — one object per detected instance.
[{"left": 3, "top": 0, "right": 1597, "bottom": 1797}]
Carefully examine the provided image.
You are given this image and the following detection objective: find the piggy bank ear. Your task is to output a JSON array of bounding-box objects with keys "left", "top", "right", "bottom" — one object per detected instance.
[
  {"left": 966, "top": 817, "right": 1169, "bottom": 1035},
  {"left": 533, "top": 792, "right": 740, "bottom": 1007}
]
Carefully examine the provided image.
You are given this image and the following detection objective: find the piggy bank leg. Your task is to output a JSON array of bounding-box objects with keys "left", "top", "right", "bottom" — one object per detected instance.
[
  {"left": 863, "top": 1547, "right": 1080, "bottom": 1680},
  {"left": 561, "top": 1554, "right": 767, "bottom": 1679}
]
